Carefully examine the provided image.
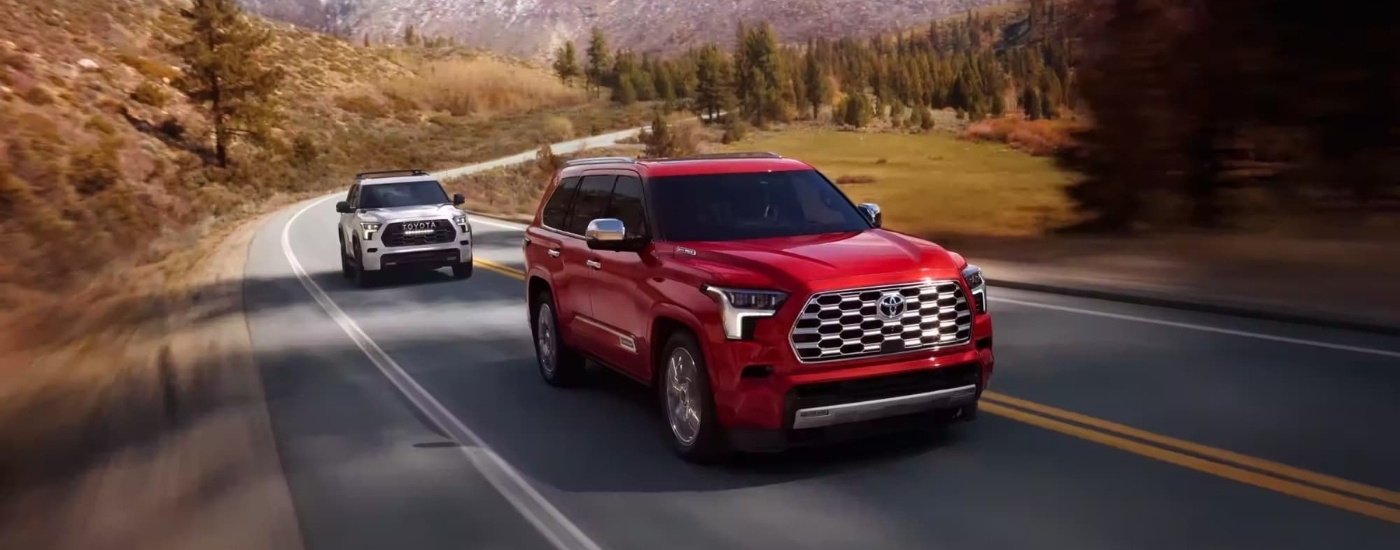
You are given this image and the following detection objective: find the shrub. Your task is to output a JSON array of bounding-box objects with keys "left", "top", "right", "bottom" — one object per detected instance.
[
  {"left": 540, "top": 115, "right": 574, "bottom": 142},
  {"left": 130, "top": 81, "right": 167, "bottom": 106},
  {"left": 835, "top": 174, "right": 877, "bottom": 184}
]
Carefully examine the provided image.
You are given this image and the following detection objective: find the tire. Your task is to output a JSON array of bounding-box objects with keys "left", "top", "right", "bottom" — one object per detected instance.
[
  {"left": 452, "top": 259, "right": 474, "bottom": 279},
  {"left": 657, "top": 330, "right": 729, "bottom": 463},
  {"left": 532, "top": 290, "right": 585, "bottom": 387},
  {"left": 339, "top": 231, "right": 353, "bottom": 279}
]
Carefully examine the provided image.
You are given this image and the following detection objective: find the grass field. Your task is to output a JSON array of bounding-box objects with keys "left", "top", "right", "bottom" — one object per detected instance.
[{"left": 723, "top": 128, "right": 1082, "bottom": 238}]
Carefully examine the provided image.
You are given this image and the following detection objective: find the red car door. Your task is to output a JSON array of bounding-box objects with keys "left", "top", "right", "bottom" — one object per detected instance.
[
  {"left": 581, "top": 173, "right": 653, "bottom": 381},
  {"left": 558, "top": 173, "right": 619, "bottom": 356},
  {"left": 525, "top": 175, "right": 589, "bottom": 345}
]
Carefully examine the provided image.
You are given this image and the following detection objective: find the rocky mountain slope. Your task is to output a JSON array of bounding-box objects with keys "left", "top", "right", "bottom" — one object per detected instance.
[{"left": 241, "top": 0, "right": 1014, "bottom": 59}]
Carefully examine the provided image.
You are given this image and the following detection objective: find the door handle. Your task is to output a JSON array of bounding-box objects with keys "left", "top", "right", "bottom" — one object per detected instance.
[
  {"left": 586, "top": 260, "right": 601, "bottom": 270},
  {"left": 547, "top": 248, "right": 561, "bottom": 257}
]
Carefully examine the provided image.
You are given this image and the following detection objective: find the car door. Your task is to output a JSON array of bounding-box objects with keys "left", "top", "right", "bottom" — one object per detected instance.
[
  {"left": 582, "top": 173, "right": 653, "bottom": 380},
  {"left": 525, "top": 175, "right": 582, "bottom": 325},
  {"left": 561, "top": 173, "right": 621, "bottom": 358}
]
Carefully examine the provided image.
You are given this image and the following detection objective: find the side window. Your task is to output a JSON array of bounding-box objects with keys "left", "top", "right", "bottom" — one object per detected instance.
[
  {"left": 541, "top": 176, "right": 579, "bottom": 229},
  {"left": 566, "top": 175, "right": 617, "bottom": 235},
  {"left": 346, "top": 184, "right": 360, "bottom": 207},
  {"left": 605, "top": 175, "right": 648, "bottom": 239}
]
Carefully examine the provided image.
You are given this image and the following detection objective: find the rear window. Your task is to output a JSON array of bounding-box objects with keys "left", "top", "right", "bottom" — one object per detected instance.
[{"left": 650, "top": 170, "right": 871, "bottom": 241}]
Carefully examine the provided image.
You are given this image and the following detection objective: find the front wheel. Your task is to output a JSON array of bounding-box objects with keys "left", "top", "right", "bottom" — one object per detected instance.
[
  {"left": 452, "top": 259, "right": 473, "bottom": 279},
  {"left": 352, "top": 237, "right": 377, "bottom": 288},
  {"left": 658, "top": 330, "right": 729, "bottom": 463}
]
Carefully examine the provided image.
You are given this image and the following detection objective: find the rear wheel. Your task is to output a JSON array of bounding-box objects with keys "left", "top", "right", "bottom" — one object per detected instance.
[
  {"left": 532, "top": 290, "right": 585, "bottom": 387},
  {"left": 658, "top": 330, "right": 729, "bottom": 463}
]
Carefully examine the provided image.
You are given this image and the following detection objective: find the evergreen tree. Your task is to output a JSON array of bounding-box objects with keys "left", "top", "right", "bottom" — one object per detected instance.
[
  {"left": 552, "top": 41, "right": 580, "bottom": 85},
  {"left": 694, "top": 44, "right": 733, "bottom": 120},
  {"left": 802, "top": 44, "right": 831, "bottom": 120},
  {"left": 585, "top": 27, "right": 611, "bottom": 97},
  {"left": 643, "top": 110, "right": 675, "bottom": 158},
  {"left": 172, "top": 0, "right": 284, "bottom": 168}
]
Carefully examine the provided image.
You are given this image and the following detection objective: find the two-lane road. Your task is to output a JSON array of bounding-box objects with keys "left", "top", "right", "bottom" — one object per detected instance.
[{"left": 243, "top": 193, "right": 1400, "bottom": 549}]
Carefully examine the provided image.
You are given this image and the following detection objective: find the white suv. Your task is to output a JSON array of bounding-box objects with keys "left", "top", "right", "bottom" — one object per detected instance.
[{"left": 335, "top": 170, "right": 474, "bottom": 287}]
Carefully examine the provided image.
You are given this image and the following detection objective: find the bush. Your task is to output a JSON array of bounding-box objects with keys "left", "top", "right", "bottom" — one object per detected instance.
[
  {"left": 130, "top": 81, "right": 167, "bottom": 106},
  {"left": 835, "top": 174, "right": 877, "bottom": 184},
  {"left": 960, "top": 116, "right": 1076, "bottom": 156},
  {"left": 840, "top": 93, "right": 871, "bottom": 128},
  {"left": 721, "top": 116, "right": 750, "bottom": 144},
  {"left": 540, "top": 115, "right": 575, "bottom": 142}
]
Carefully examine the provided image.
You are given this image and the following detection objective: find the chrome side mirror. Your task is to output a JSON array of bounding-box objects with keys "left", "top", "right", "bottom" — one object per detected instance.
[
  {"left": 585, "top": 218, "right": 626, "bottom": 243},
  {"left": 858, "top": 203, "right": 882, "bottom": 227}
]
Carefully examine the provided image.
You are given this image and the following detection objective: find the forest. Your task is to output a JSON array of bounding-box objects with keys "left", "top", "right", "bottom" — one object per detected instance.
[{"left": 554, "top": 0, "right": 1398, "bottom": 237}]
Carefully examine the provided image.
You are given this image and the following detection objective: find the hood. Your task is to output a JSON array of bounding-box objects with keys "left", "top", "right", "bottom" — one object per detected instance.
[
  {"left": 681, "top": 229, "right": 962, "bottom": 288},
  {"left": 358, "top": 204, "right": 460, "bottom": 222}
]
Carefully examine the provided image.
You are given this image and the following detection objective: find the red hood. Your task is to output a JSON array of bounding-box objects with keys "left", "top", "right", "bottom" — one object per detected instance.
[{"left": 678, "top": 229, "right": 963, "bottom": 290}]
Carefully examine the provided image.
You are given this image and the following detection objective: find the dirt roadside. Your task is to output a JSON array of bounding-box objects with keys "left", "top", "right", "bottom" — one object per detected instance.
[{"left": 0, "top": 211, "right": 304, "bottom": 550}]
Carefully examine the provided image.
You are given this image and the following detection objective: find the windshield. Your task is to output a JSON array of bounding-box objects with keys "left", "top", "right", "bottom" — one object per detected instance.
[
  {"left": 357, "top": 180, "right": 450, "bottom": 209},
  {"left": 650, "top": 169, "right": 872, "bottom": 241}
]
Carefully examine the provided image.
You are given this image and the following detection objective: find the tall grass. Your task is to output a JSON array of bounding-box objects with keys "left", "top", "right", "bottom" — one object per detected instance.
[{"left": 381, "top": 59, "right": 587, "bottom": 117}]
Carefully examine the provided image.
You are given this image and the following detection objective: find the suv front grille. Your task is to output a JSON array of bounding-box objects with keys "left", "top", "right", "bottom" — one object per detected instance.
[
  {"left": 790, "top": 281, "right": 973, "bottom": 363},
  {"left": 381, "top": 220, "right": 455, "bottom": 247}
]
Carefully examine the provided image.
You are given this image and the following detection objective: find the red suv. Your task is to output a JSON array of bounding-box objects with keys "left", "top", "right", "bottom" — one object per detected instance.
[{"left": 522, "top": 152, "right": 994, "bottom": 462}]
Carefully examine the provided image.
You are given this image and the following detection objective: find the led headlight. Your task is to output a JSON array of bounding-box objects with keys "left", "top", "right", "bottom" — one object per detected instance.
[
  {"left": 452, "top": 215, "right": 470, "bottom": 234},
  {"left": 962, "top": 264, "right": 987, "bottom": 313},
  {"left": 358, "top": 221, "right": 381, "bottom": 240},
  {"left": 702, "top": 285, "right": 788, "bottom": 340}
]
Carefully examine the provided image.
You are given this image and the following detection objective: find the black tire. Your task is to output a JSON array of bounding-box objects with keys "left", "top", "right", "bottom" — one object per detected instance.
[
  {"left": 452, "top": 259, "right": 474, "bottom": 279},
  {"left": 657, "top": 330, "right": 730, "bottom": 463},
  {"left": 339, "top": 231, "right": 353, "bottom": 279},
  {"left": 531, "top": 290, "right": 585, "bottom": 387}
]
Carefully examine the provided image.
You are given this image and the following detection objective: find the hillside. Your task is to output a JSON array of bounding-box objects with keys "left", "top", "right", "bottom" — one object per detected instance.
[
  {"left": 0, "top": 0, "right": 650, "bottom": 341},
  {"left": 240, "top": 0, "right": 1015, "bottom": 59}
]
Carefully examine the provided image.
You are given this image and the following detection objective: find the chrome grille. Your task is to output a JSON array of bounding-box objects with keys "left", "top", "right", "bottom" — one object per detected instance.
[{"left": 789, "top": 281, "right": 973, "bottom": 363}]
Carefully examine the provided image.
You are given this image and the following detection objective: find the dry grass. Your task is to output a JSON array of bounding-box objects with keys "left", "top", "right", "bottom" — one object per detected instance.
[
  {"left": 443, "top": 146, "right": 643, "bottom": 219},
  {"left": 380, "top": 58, "right": 587, "bottom": 117},
  {"left": 959, "top": 116, "right": 1082, "bottom": 156},
  {"left": 722, "top": 128, "right": 1081, "bottom": 237}
]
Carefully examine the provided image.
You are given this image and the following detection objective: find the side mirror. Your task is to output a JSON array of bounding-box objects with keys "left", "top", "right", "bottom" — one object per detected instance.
[
  {"left": 335, "top": 201, "right": 354, "bottom": 214},
  {"left": 858, "top": 203, "right": 882, "bottom": 228},
  {"left": 452, "top": 193, "right": 465, "bottom": 206},
  {"left": 585, "top": 218, "right": 643, "bottom": 251}
]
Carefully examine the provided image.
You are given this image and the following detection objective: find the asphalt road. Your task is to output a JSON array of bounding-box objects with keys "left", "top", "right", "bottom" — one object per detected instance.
[{"left": 245, "top": 189, "right": 1400, "bottom": 549}]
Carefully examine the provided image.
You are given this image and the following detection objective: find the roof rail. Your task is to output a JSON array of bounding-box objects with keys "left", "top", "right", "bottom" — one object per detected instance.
[
  {"left": 648, "top": 151, "right": 784, "bottom": 162},
  {"left": 563, "top": 156, "right": 637, "bottom": 167},
  {"left": 355, "top": 169, "right": 430, "bottom": 180}
]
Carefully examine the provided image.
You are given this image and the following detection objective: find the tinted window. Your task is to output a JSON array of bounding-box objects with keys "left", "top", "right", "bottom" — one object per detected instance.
[
  {"left": 605, "top": 175, "right": 648, "bottom": 239},
  {"left": 358, "top": 180, "right": 450, "bottom": 209},
  {"left": 566, "top": 175, "right": 617, "bottom": 235},
  {"left": 651, "top": 170, "right": 870, "bottom": 241},
  {"left": 346, "top": 184, "right": 360, "bottom": 206},
  {"left": 541, "top": 176, "right": 580, "bottom": 229}
]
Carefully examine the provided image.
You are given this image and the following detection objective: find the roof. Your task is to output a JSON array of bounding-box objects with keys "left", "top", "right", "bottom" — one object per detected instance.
[
  {"left": 356, "top": 175, "right": 442, "bottom": 186},
  {"left": 558, "top": 154, "right": 814, "bottom": 178}
]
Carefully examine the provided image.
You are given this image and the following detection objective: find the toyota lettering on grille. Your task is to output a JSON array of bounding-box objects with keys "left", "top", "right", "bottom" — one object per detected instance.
[{"left": 402, "top": 221, "right": 436, "bottom": 235}]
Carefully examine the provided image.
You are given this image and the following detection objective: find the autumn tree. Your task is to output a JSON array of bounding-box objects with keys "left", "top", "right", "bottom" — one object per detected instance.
[
  {"left": 552, "top": 41, "right": 580, "bottom": 85},
  {"left": 172, "top": 0, "right": 284, "bottom": 168},
  {"left": 585, "top": 27, "right": 611, "bottom": 97}
]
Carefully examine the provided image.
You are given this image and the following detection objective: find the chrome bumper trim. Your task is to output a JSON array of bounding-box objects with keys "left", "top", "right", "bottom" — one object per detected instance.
[{"left": 791, "top": 384, "right": 978, "bottom": 430}]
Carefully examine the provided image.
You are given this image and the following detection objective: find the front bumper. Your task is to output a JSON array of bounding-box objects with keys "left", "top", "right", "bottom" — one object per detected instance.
[{"left": 362, "top": 241, "right": 472, "bottom": 271}]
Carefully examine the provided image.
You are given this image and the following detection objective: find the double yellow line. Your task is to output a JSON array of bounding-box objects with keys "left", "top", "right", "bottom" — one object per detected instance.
[{"left": 473, "top": 257, "right": 1400, "bottom": 525}]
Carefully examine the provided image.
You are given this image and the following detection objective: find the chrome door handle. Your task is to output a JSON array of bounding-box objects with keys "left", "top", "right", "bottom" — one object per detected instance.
[
  {"left": 585, "top": 260, "right": 601, "bottom": 270},
  {"left": 547, "top": 249, "right": 561, "bottom": 257}
]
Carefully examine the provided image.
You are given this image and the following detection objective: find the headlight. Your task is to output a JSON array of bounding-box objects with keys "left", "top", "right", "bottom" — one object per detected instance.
[
  {"left": 702, "top": 285, "right": 788, "bottom": 340},
  {"left": 358, "top": 222, "right": 381, "bottom": 240},
  {"left": 453, "top": 215, "right": 469, "bottom": 234},
  {"left": 963, "top": 264, "right": 987, "bottom": 313}
]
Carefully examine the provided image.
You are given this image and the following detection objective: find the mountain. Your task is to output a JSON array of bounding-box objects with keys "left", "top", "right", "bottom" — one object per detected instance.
[{"left": 240, "top": 0, "right": 1015, "bottom": 60}]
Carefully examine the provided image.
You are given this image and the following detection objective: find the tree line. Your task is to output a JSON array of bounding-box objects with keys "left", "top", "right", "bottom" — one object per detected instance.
[{"left": 553, "top": 3, "right": 1076, "bottom": 129}]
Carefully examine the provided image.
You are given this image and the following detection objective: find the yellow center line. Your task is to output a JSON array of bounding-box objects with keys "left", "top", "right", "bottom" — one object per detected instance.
[
  {"left": 472, "top": 256, "right": 1400, "bottom": 525},
  {"left": 982, "top": 392, "right": 1400, "bottom": 508}
]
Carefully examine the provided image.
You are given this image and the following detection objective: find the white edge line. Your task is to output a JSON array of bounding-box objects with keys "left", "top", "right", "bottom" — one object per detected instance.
[
  {"left": 467, "top": 211, "right": 1400, "bottom": 359},
  {"left": 280, "top": 195, "right": 604, "bottom": 550}
]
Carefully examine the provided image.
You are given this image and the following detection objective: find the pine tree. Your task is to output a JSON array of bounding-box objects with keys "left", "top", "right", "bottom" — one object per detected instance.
[
  {"left": 552, "top": 41, "right": 580, "bottom": 85},
  {"left": 803, "top": 45, "right": 831, "bottom": 120},
  {"left": 172, "top": 0, "right": 284, "bottom": 168},
  {"left": 585, "top": 28, "right": 611, "bottom": 97},
  {"left": 694, "top": 44, "right": 733, "bottom": 121}
]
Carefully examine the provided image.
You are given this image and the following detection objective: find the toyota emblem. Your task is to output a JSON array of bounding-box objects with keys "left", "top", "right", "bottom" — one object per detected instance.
[{"left": 876, "top": 292, "right": 906, "bottom": 321}]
